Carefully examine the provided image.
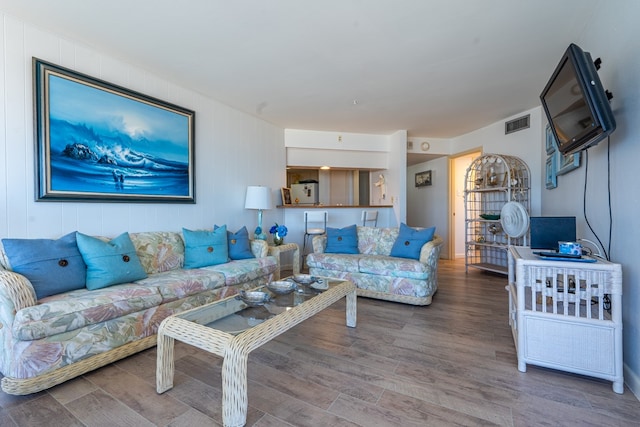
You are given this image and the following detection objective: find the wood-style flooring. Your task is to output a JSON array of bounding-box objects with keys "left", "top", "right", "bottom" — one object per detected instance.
[{"left": 1, "top": 259, "right": 638, "bottom": 426}]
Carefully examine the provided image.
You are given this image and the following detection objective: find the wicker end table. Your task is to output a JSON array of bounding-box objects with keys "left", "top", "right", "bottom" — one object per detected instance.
[
  {"left": 268, "top": 242, "right": 300, "bottom": 280},
  {"left": 156, "top": 278, "right": 356, "bottom": 427}
]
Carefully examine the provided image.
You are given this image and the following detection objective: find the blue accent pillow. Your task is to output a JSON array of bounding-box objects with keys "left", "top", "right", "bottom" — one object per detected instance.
[
  {"left": 390, "top": 223, "right": 436, "bottom": 260},
  {"left": 2, "top": 232, "right": 87, "bottom": 299},
  {"left": 324, "top": 224, "right": 359, "bottom": 254},
  {"left": 215, "top": 225, "right": 255, "bottom": 260},
  {"left": 183, "top": 226, "right": 229, "bottom": 268},
  {"left": 76, "top": 232, "right": 147, "bottom": 290},
  {"left": 227, "top": 226, "right": 255, "bottom": 260}
]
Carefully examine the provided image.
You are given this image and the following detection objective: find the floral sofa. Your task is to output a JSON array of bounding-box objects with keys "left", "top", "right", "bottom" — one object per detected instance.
[
  {"left": 307, "top": 225, "right": 443, "bottom": 306},
  {"left": 0, "top": 228, "right": 276, "bottom": 395}
]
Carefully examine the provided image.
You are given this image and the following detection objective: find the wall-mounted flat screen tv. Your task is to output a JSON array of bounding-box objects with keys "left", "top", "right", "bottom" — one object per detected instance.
[{"left": 540, "top": 43, "right": 616, "bottom": 155}]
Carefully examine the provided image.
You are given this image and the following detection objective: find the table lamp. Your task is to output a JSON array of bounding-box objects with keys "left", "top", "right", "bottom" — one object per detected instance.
[{"left": 244, "top": 186, "right": 272, "bottom": 240}]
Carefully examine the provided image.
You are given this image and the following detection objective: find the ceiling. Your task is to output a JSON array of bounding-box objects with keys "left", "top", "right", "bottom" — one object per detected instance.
[{"left": 1, "top": 0, "right": 600, "bottom": 142}]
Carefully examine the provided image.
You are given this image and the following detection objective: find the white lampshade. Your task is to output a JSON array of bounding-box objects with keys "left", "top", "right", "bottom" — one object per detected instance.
[{"left": 244, "top": 186, "right": 273, "bottom": 210}]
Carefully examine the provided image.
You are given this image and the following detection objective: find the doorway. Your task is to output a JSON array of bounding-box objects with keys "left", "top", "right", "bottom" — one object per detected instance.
[{"left": 448, "top": 149, "right": 482, "bottom": 260}]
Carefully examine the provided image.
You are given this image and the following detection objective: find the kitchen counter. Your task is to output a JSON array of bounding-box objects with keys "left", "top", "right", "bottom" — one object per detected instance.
[
  {"left": 277, "top": 204, "right": 392, "bottom": 208},
  {"left": 277, "top": 205, "right": 397, "bottom": 256}
]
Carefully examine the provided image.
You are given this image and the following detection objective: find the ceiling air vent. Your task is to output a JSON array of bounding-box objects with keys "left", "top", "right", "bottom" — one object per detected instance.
[{"left": 505, "top": 114, "right": 530, "bottom": 134}]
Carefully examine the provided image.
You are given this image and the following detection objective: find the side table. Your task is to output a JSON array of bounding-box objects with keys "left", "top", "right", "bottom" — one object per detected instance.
[
  {"left": 507, "top": 246, "right": 623, "bottom": 393},
  {"left": 268, "top": 242, "right": 300, "bottom": 279}
]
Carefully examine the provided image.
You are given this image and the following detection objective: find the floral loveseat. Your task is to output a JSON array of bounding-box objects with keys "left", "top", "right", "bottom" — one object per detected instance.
[
  {"left": 307, "top": 225, "right": 443, "bottom": 306},
  {"left": 0, "top": 227, "right": 276, "bottom": 395}
]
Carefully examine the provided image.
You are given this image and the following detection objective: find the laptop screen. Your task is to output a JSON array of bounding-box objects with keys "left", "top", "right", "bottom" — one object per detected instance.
[{"left": 529, "top": 216, "right": 577, "bottom": 250}]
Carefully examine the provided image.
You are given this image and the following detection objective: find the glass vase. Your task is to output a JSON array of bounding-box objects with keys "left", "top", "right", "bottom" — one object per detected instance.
[{"left": 273, "top": 232, "right": 284, "bottom": 246}]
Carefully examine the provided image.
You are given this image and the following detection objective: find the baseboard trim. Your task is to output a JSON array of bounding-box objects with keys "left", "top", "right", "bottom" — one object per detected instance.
[{"left": 624, "top": 363, "right": 640, "bottom": 401}]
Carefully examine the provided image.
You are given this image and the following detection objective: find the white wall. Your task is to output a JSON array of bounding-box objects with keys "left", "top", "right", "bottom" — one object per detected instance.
[
  {"left": 386, "top": 130, "right": 407, "bottom": 224},
  {"left": 543, "top": 0, "right": 640, "bottom": 397},
  {"left": 408, "top": 107, "right": 543, "bottom": 260},
  {"left": 407, "top": 156, "right": 449, "bottom": 253},
  {"left": 0, "top": 13, "right": 286, "bottom": 240},
  {"left": 407, "top": 137, "right": 451, "bottom": 157},
  {"left": 285, "top": 129, "right": 388, "bottom": 169},
  {"left": 452, "top": 107, "right": 543, "bottom": 216}
]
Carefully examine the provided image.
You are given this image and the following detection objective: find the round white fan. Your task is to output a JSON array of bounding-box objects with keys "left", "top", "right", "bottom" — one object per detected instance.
[{"left": 500, "top": 202, "right": 529, "bottom": 238}]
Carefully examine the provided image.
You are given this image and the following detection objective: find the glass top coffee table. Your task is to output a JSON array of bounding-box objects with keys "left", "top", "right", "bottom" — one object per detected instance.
[{"left": 156, "top": 277, "right": 356, "bottom": 427}]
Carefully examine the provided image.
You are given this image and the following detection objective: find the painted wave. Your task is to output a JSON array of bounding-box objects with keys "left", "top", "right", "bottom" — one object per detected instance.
[{"left": 48, "top": 119, "right": 190, "bottom": 196}]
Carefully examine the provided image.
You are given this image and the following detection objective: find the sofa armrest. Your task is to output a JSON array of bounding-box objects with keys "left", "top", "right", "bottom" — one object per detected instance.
[
  {"left": 250, "top": 239, "right": 269, "bottom": 258},
  {"left": 0, "top": 270, "right": 37, "bottom": 324},
  {"left": 419, "top": 234, "right": 444, "bottom": 267},
  {"left": 312, "top": 235, "right": 327, "bottom": 253}
]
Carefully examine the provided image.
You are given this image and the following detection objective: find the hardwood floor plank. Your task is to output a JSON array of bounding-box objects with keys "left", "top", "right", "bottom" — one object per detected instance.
[
  {"left": 7, "top": 394, "right": 83, "bottom": 427},
  {"left": 0, "top": 407, "right": 18, "bottom": 426},
  {"left": 83, "top": 363, "right": 190, "bottom": 425},
  {"left": 65, "top": 389, "right": 156, "bottom": 427},
  {"left": 329, "top": 392, "right": 487, "bottom": 427},
  {"left": 166, "top": 408, "right": 218, "bottom": 426},
  {"left": 251, "top": 346, "right": 384, "bottom": 403},
  {"left": 509, "top": 391, "right": 630, "bottom": 427},
  {"left": 275, "top": 332, "right": 400, "bottom": 373},
  {"left": 376, "top": 389, "right": 507, "bottom": 426},
  {"left": 174, "top": 354, "right": 223, "bottom": 389},
  {"left": 47, "top": 376, "right": 98, "bottom": 405},
  {"left": 165, "top": 375, "right": 226, "bottom": 424},
  {"left": 252, "top": 412, "right": 296, "bottom": 426},
  {"left": 247, "top": 359, "right": 340, "bottom": 410},
  {"left": 0, "top": 387, "right": 44, "bottom": 409},
  {"left": 247, "top": 381, "right": 360, "bottom": 427}
]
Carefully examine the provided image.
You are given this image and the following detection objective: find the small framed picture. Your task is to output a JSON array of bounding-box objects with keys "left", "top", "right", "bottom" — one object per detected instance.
[
  {"left": 415, "top": 170, "right": 432, "bottom": 187},
  {"left": 556, "top": 151, "right": 581, "bottom": 176},
  {"left": 280, "top": 187, "right": 292, "bottom": 205},
  {"left": 545, "top": 124, "right": 557, "bottom": 155},
  {"left": 545, "top": 155, "right": 557, "bottom": 189}
]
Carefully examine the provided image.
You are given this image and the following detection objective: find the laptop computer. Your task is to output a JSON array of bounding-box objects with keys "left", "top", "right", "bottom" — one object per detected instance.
[{"left": 530, "top": 216, "right": 578, "bottom": 257}]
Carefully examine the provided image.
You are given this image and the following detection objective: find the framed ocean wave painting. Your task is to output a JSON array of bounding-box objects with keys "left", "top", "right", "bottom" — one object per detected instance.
[{"left": 33, "top": 58, "right": 195, "bottom": 203}]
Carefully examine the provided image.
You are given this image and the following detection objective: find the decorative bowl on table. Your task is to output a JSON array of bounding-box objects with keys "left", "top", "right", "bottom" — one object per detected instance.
[
  {"left": 310, "top": 281, "right": 329, "bottom": 291},
  {"left": 238, "top": 290, "right": 270, "bottom": 307},
  {"left": 291, "top": 274, "right": 318, "bottom": 285},
  {"left": 267, "top": 280, "right": 297, "bottom": 295}
]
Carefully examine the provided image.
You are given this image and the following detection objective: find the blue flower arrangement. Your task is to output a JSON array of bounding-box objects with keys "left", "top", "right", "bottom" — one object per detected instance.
[{"left": 269, "top": 223, "right": 288, "bottom": 237}]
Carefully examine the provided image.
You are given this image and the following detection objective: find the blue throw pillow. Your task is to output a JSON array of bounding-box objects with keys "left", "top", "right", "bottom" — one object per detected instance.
[
  {"left": 324, "top": 224, "right": 359, "bottom": 254},
  {"left": 390, "top": 223, "right": 436, "bottom": 260},
  {"left": 76, "top": 232, "right": 147, "bottom": 290},
  {"left": 2, "top": 232, "right": 87, "bottom": 299},
  {"left": 215, "top": 225, "right": 255, "bottom": 260},
  {"left": 183, "top": 226, "right": 229, "bottom": 268},
  {"left": 227, "top": 226, "right": 255, "bottom": 260}
]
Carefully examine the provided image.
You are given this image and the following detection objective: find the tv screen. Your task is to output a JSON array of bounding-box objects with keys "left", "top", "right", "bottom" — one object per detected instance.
[{"left": 540, "top": 44, "right": 616, "bottom": 155}]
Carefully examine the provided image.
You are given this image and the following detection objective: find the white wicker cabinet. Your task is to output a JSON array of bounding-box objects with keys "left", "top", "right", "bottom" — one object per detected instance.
[
  {"left": 507, "top": 246, "right": 623, "bottom": 393},
  {"left": 464, "top": 154, "right": 530, "bottom": 274}
]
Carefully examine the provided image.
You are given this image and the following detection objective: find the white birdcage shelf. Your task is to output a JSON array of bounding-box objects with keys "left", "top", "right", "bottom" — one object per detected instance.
[{"left": 464, "top": 153, "right": 530, "bottom": 274}]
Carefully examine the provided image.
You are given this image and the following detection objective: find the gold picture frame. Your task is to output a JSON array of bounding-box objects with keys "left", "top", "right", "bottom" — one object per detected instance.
[
  {"left": 280, "top": 187, "right": 292, "bottom": 205},
  {"left": 33, "top": 58, "right": 195, "bottom": 203}
]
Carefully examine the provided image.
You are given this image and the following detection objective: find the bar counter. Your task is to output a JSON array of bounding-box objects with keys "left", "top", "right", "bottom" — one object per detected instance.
[
  {"left": 277, "top": 205, "right": 397, "bottom": 260},
  {"left": 277, "top": 204, "right": 392, "bottom": 209}
]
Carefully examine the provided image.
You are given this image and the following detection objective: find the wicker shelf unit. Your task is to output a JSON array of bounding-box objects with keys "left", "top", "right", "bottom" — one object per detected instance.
[
  {"left": 464, "top": 153, "right": 530, "bottom": 274},
  {"left": 507, "top": 246, "right": 623, "bottom": 393}
]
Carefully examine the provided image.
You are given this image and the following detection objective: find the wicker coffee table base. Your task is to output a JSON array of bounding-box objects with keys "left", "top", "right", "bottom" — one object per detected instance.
[{"left": 156, "top": 281, "right": 356, "bottom": 427}]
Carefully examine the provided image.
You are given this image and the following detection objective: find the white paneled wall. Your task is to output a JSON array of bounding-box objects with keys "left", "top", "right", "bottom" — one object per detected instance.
[{"left": 0, "top": 13, "right": 285, "bottom": 239}]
